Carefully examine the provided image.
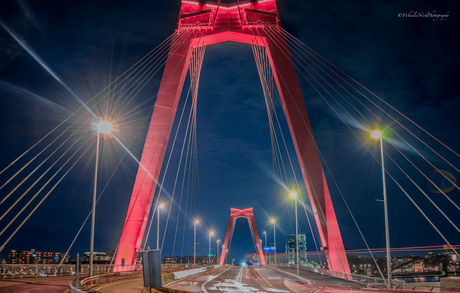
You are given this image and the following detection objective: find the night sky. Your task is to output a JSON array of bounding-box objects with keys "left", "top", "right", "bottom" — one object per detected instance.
[{"left": 0, "top": 0, "right": 459, "bottom": 265}]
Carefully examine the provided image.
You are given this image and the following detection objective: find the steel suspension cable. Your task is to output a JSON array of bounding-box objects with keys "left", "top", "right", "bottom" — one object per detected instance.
[
  {"left": 257, "top": 23, "right": 352, "bottom": 273},
  {"left": 0, "top": 127, "right": 87, "bottom": 221},
  {"left": 0, "top": 32, "right": 177, "bottom": 177},
  {"left": 268, "top": 23, "right": 460, "bottom": 207},
  {"left": 0, "top": 142, "right": 92, "bottom": 252},
  {"left": 110, "top": 24, "right": 204, "bottom": 259},
  {"left": 276, "top": 24, "right": 460, "bottom": 189},
  {"left": 280, "top": 26, "right": 460, "bottom": 160},
  {"left": 251, "top": 38, "right": 325, "bottom": 265},
  {"left": 266, "top": 23, "right": 460, "bottom": 261},
  {"left": 161, "top": 45, "right": 206, "bottom": 252}
]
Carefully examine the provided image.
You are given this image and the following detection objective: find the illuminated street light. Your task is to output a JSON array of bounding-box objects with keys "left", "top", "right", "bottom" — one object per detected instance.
[
  {"left": 371, "top": 129, "right": 382, "bottom": 140},
  {"left": 270, "top": 218, "right": 276, "bottom": 267},
  {"left": 194, "top": 219, "right": 199, "bottom": 265},
  {"left": 157, "top": 203, "right": 165, "bottom": 250},
  {"left": 209, "top": 231, "right": 214, "bottom": 264},
  {"left": 263, "top": 231, "right": 267, "bottom": 264},
  {"left": 216, "top": 239, "right": 221, "bottom": 264},
  {"left": 370, "top": 129, "right": 392, "bottom": 288},
  {"left": 289, "top": 191, "right": 299, "bottom": 276},
  {"left": 90, "top": 118, "right": 115, "bottom": 277}
]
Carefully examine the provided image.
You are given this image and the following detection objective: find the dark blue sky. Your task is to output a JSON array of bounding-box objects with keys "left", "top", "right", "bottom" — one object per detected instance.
[{"left": 0, "top": 0, "right": 459, "bottom": 264}]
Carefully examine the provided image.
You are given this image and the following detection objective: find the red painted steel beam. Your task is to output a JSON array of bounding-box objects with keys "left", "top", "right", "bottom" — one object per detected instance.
[
  {"left": 219, "top": 208, "right": 266, "bottom": 265},
  {"left": 115, "top": 0, "right": 350, "bottom": 274},
  {"left": 114, "top": 32, "right": 194, "bottom": 270}
]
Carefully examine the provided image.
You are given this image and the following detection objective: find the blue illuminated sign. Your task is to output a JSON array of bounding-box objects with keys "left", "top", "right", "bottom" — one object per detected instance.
[{"left": 263, "top": 246, "right": 276, "bottom": 253}]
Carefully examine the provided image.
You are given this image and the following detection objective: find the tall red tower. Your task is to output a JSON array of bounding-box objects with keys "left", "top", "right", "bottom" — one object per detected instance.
[
  {"left": 115, "top": 0, "right": 350, "bottom": 274},
  {"left": 219, "top": 208, "right": 266, "bottom": 265}
]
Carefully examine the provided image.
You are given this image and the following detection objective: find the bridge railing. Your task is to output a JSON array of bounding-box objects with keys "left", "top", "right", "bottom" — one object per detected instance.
[
  {"left": 0, "top": 263, "right": 141, "bottom": 279},
  {"left": 69, "top": 270, "right": 143, "bottom": 293},
  {"left": 279, "top": 263, "right": 406, "bottom": 289},
  {"left": 68, "top": 264, "right": 220, "bottom": 293}
]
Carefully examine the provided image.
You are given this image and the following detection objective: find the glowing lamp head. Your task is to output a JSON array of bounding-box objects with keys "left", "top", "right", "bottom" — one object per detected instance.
[
  {"left": 289, "top": 191, "right": 297, "bottom": 199},
  {"left": 371, "top": 130, "right": 383, "bottom": 140},
  {"left": 263, "top": 231, "right": 266, "bottom": 234},
  {"left": 159, "top": 203, "right": 165, "bottom": 209},
  {"left": 210, "top": 231, "right": 214, "bottom": 236},
  {"left": 195, "top": 220, "right": 199, "bottom": 224},
  {"left": 270, "top": 218, "right": 275, "bottom": 224},
  {"left": 97, "top": 120, "right": 113, "bottom": 134},
  {"left": 92, "top": 117, "right": 117, "bottom": 139}
]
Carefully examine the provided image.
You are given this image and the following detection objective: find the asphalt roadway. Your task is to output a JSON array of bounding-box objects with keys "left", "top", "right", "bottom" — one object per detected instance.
[
  {"left": 0, "top": 276, "right": 74, "bottom": 293},
  {"left": 165, "top": 265, "right": 366, "bottom": 292}
]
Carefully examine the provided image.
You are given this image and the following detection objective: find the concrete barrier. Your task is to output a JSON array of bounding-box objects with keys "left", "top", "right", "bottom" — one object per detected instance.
[{"left": 173, "top": 267, "right": 206, "bottom": 280}]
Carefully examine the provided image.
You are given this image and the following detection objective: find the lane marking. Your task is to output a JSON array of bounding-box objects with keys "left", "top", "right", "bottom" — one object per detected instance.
[
  {"left": 166, "top": 266, "right": 227, "bottom": 286},
  {"left": 201, "top": 266, "right": 234, "bottom": 293}
]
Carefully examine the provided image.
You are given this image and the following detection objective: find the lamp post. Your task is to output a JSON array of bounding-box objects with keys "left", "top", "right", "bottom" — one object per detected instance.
[
  {"left": 90, "top": 119, "right": 114, "bottom": 277},
  {"left": 263, "top": 231, "right": 266, "bottom": 263},
  {"left": 216, "top": 239, "right": 221, "bottom": 264},
  {"left": 371, "top": 129, "right": 392, "bottom": 288},
  {"left": 157, "top": 203, "right": 165, "bottom": 250},
  {"left": 289, "top": 191, "right": 299, "bottom": 276},
  {"left": 209, "top": 231, "right": 214, "bottom": 264},
  {"left": 194, "top": 220, "right": 199, "bottom": 265},
  {"left": 270, "top": 218, "right": 276, "bottom": 267}
]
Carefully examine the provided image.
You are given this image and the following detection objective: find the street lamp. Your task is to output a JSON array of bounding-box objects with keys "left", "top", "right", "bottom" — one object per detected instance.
[
  {"left": 89, "top": 118, "right": 115, "bottom": 277},
  {"left": 270, "top": 218, "right": 276, "bottom": 267},
  {"left": 371, "top": 129, "right": 392, "bottom": 288},
  {"left": 289, "top": 191, "right": 299, "bottom": 276},
  {"left": 209, "top": 231, "right": 214, "bottom": 264},
  {"left": 263, "top": 231, "right": 266, "bottom": 264},
  {"left": 216, "top": 239, "right": 221, "bottom": 264},
  {"left": 194, "top": 220, "right": 199, "bottom": 266},
  {"left": 157, "top": 203, "right": 165, "bottom": 250}
]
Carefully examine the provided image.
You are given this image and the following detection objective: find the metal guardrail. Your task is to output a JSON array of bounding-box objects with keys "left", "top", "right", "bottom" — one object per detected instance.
[
  {"left": 279, "top": 263, "right": 406, "bottom": 289},
  {"left": 1, "top": 263, "right": 140, "bottom": 279},
  {"left": 68, "top": 264, "right": 220, "bottom": 293},
  {"left": 69, "top": 270, "right": 143, "bottom": 293},
  {"left": 404, "top": 285, "right": 460, "bottom": 292}
]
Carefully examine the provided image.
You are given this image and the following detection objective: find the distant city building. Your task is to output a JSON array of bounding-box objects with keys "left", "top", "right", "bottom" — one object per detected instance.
[
  {"left": 163, "top": 255, "right": 207, "bottom": 264},
  {"left": 82, "top": 251, "right": 114, "bottom": 264},
  {"left": 8, "top": 249, "right": 70, "bottom": 264},
  {"left": 285, "top": 233, "right": 307, "bottom": 265}
]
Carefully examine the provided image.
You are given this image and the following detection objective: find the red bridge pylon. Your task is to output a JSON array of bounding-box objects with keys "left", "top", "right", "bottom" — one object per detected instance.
[{"left": 115, "top": 0, "right": 350, "bottom": 275}]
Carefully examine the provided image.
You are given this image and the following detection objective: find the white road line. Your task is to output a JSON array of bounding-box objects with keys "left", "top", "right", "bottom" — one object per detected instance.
[
  {"left": 166, "top": 267, "right": 222, "bottom": 286},
  {"left": 201, "top": 266, "right": 234, "bottom": 293}
]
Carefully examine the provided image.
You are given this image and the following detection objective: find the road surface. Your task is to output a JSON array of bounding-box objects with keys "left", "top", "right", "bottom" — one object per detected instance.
[
  {"left": 0, "top": 276, "right": 74, "bottom": 293},
  {"left": 165, "top": 265, "right": 364, "bottom": 292},
  {"left": 96, "top": 278, "right": 144, "bottom": 293}
]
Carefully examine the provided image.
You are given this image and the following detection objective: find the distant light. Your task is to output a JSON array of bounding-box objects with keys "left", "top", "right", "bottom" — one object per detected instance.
[
  {"left": 159, "top": 203, "right": 165, "bottom": 209},
  {"left": 263, "top": 231, "right": 266, "bottom": 234},
  {"left": 289, "top": 191, "right": 297, "bottom": 199},
  {"left": 371, "top": 130, "right": 382, "bottom": 140}
]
